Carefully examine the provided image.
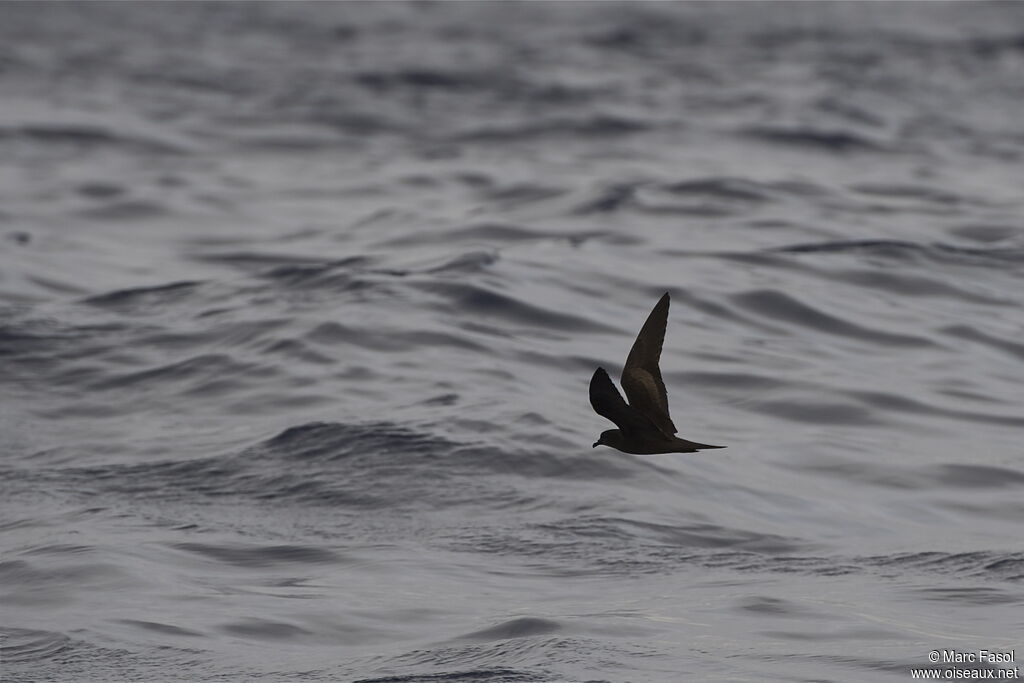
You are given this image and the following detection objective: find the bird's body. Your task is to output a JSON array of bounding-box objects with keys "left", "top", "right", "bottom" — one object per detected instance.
[{"left": 589, "top": 293, "right": 723, "bottom": 454}]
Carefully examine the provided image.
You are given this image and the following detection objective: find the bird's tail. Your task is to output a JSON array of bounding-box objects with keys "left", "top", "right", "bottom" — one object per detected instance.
[{"left": 678, "top": 439, "right": 725, "bottom": 451}]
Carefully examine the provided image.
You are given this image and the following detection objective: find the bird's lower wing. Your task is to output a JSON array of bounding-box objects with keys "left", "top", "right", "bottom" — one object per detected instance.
[
  {"left": 589, "top": 367, "right": 658, "bottom": 434},
  {"left": 621, "top": 367, "right": 678, "bottom": 436}
]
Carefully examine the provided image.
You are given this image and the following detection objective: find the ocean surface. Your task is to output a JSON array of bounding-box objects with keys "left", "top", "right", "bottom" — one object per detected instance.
[{"left": 2, "top": 3, "right": 1023, "bottom": 682}]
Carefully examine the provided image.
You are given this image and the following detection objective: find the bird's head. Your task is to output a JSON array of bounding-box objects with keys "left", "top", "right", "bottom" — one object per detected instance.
[{"left": 592, "top": 429, "right": 623, "bottom": 449}]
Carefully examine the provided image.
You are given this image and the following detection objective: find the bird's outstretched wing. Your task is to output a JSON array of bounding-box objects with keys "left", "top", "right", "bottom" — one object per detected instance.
[
  {"left": 621, "top": 292, "right": 678, "bottom": 436},
  {"left": 589, "top": 367, "right": 658, "bottom": 435}
]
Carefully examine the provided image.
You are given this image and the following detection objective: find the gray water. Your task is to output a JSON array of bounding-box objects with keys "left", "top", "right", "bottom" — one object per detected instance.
[{"left": 2, "top": 3, "right": 1023, "bottom": 682}]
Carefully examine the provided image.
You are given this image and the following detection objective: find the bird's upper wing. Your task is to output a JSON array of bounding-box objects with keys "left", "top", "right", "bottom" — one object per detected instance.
[
  {"left": 589, "top": 367, "right": 658, "bottom": 436},
  {"left": 621, "top": 292, "right": 678, "bottom": 436}
]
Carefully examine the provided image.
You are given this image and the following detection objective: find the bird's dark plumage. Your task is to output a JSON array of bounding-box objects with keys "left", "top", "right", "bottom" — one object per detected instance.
[
  {"left": 589, "top": 293, "right": 723, "bottom": 454},
  {"left": 589, "top": 366, "right": 659, "bottom": 435},
  {"left": 622, "top": 292, "right": 676, "bottom": 436}
]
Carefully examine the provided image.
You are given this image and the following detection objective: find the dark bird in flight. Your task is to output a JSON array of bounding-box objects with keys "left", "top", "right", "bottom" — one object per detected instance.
[{"left": 590, "top": 293, "right": 724, "bottom": 454}]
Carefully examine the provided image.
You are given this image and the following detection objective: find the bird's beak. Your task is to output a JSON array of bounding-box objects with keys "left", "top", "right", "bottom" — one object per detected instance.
[{"left": 592, "top": 441, "right": 600, "bottom": 448}]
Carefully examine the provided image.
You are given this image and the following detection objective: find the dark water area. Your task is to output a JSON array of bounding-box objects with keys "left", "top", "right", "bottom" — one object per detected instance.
[{"left": 2, "top": 3, "right": 1023, "bottom": 681}]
